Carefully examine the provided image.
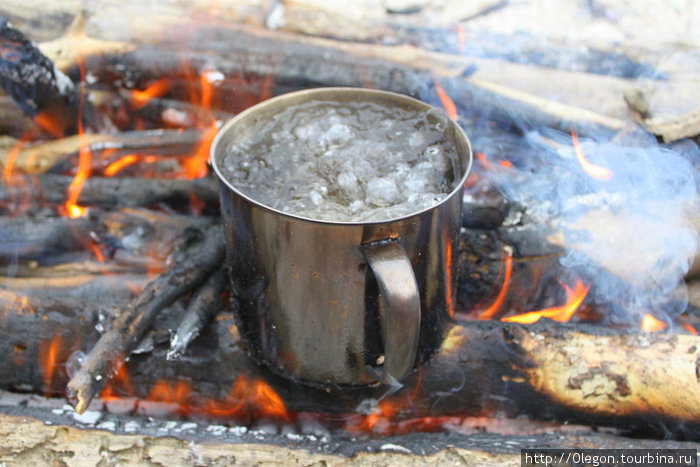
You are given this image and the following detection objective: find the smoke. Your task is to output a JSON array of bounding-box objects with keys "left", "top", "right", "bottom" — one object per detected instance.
[{"left": 476, "top": 126, "right": 699, "bottom": 322}]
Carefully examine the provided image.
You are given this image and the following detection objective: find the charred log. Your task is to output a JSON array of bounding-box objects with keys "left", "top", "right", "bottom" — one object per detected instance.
[
  {"left": 74, "top": 26, "right": 625, "bottom": 137},
  {"left": 0, "top": 19, "right": 111, "bottom": 134},
  {"left": 0, "top": 174, "right": 220, "bottom": 213},
  {"left": 2, "top": 290, "right": 699, "bottom": 438}
]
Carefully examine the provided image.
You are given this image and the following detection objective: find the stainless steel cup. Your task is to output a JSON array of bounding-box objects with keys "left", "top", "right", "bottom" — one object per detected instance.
[{"left": 211, "top": 88, "right": 472, "bottom": 386}]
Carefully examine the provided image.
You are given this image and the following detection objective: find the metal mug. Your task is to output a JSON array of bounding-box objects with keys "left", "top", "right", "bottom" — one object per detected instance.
[{"left": 211, "top": 88, "right": 472, "bottom": 386}]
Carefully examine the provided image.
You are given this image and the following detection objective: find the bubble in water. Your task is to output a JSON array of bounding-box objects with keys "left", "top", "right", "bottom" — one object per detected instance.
[
  {"left": 66, "top": 350, "right": 85, "bottom": 378},
  {"left": 220, "top": 99, "right": 460, "bottom": 222}
]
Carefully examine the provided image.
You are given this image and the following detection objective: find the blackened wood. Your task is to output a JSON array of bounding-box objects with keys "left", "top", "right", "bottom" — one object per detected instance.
[
  {"left": 0, "top": 174, "right": 220, "bottom": 213},
  {"left": 0, "top": 208, "right": 214, "bottom": 266},
  {"left": 167, "top": 266, "right": 226, "bottom": 360},
  {"left": 66, "top": 225, "right": 225, "bottom": 413},
  {"left": 0, "top": 20, "right": 111, "bottom": 134},
  {"left": 76, "top": 25, "right": 625, "bottom": 137},
  {"left": 2, "top": 290, "right": 699, "bottom": 438}
]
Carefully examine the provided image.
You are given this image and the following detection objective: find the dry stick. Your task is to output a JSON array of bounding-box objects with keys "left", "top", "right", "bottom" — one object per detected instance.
[
  {"left": 66, "top": 225, "right": 225, "bottom": 414},
  {"left": 167, "top": 266, "right": 226, "bottom": 360}
]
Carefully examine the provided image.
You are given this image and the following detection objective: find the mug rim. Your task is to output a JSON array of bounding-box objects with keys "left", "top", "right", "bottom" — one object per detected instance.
[{"left": 210, "top": 87, "right": 473, "bottom": 226}]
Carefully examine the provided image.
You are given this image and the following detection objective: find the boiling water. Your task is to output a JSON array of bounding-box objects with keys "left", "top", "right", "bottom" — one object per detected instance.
[{"left": 219, "top": 98, "right": 461, "bottom": 222}]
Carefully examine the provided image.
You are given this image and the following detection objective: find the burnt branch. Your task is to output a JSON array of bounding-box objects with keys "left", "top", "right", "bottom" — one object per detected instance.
[
  {"left": 66, "top": 225, "right": 225, "bottom": 413},
  {"left": 167, "top": 266, "right": 227, "bottom": 360}
]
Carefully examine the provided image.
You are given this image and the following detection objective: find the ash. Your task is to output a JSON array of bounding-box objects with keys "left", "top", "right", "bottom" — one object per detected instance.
[{"left": 219, "top": 100, "right": 459, "bottom": 222}]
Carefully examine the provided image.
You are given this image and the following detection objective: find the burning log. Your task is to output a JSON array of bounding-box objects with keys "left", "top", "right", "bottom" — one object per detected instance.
[
  {"left": 63, "top": 25, "right": 626, "bottom": 136},
  {"left": 0, "top": 173, "right": 219, "bottom": 213},
  {"left": 0, "top": 18, "right": 112, "bottom": 135},
  {"left": 0, "top": 128, "right": 206, "bottom": 174},
  {"left": 0, "top": 208, "right": 213, "bottom": 264},
  {"left": 2, "top": 289, "right": 699, "bottom": 436},
  {"left": 66, "top": 225, "right": 225, "bottom": 413}
]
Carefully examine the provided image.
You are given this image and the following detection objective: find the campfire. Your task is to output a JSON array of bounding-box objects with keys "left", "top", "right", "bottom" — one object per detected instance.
[{"left": 1, "top": 0, "right": 700, "bottom": 463}]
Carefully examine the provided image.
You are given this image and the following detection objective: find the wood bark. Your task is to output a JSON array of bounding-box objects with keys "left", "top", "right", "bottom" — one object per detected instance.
[{"left": 2, "top": 285, "right": 699, "bottom": 438}]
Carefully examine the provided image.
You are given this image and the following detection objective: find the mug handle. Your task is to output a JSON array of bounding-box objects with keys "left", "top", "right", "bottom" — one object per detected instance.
[{"left": 362, "top": 240, "right": 420, "bottom": 383}]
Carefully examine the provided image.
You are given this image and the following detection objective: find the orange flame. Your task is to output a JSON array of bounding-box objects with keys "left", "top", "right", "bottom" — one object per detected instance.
[
  {"left": 347, "top": 399, "right": 403, "bottom": 434},
  {"left": 571, "top": 129, "right": 612, "bottom": 180},
  {"left": 33, "top": 111, "right": 66, "bottom": 138},
  {"left": 454, "top": 24, "right": 466, "bottom": 54},
  {"left": 478, "top": 247, "right": 513, "bottom": 319},
  {"left": 38, "top": 335, "right": 63, "bottom": 395},
  {"left": 476, "top": 151, "right": 492, "bottom": 170},
  {"left": 101, "top": 369, "right": 289, "bottom": 422},
  {"left": 444, "top": 230, "right": 455, "bottom": 318},
  {"left": 641, "top": 313, "right": 667, "bottom": 332},
  {"left": 434, "top": 79, "right": 458, "bottom": 121},
  {"left": 499, "top": 160, "right": 513, "bottom": 169},
  {"left": 131, "top": 78, "right": 171, "bottom": 110},
  {"left": 63, "top": 60, "right": 90, "bottom": 218},
  {"left": 100, "top": 357, "right": 134, "bottom": 401},
  {"left": 681, "top": 321, "right": 698, "bottom": 335},
  {"left": 501, "top": 279, "right": 589, "bottom": 324},
  {"left": 180, "top": 69, "right": 219, "bottom": 179},
  {"left": 204, "top": 374, "right": 290, "bottom": 421},
  {"left": 103, "top": 154, "right": 139, "bottom": 176}
]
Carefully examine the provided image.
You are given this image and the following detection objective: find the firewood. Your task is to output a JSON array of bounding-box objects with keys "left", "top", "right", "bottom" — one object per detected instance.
[
  {"left": 0, "top": 208, "right": 213, "bottom": 264},
  {"left": 2, "top": 286, "right": 699, "bottom": 436},
  {"left": 0, "top": 174, "right": 220, "bottom": 213},
  {"left": 70, "top": 25, "right": 626, "bottom": 137},
  {"left": 0, "top": 19, "right": 112, "bottom": 134},
  {"left": 625, "top": 80, "right": 700, "bottom": 142},
  {"left": 0, "top": 128, "right": 205, "bottom": 174},
  {"left": 167, "top": 266, "right": 226, "bottom": 360},
  {"left": 66, "top": 225, "right": 225, "bottom": 414},
  {"left": 0, "top": 95, "right": 39, "bottom": 135}
]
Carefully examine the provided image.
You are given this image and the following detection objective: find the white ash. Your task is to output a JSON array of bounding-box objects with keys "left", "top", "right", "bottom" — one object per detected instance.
[
  {"left": 73, "top": 409, "right": 103, "bottom": 425},
  {"left": 219, "top": 99, "right": 460, "bottom": 222}
]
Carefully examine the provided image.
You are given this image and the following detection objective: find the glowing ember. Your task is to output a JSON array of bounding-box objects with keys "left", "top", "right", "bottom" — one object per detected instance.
[
  {"left": 434, "top": 79, "right": 458, "bottom": 121},
  {"left": 131, "top": 78, "right": 171, "bottom": 110},
  {"left": 501, "top": 279, "right": 589, "bottom": 324},
  {"left": 641, "top": 313, "right": 667, "bottom": 332},
  {"left": 478, "top": 247, "right": 513, "bottom": 319},
  {"left": 499, "top": 160, "right": 513, "bottom": 169},
  {"left": 571, "top": 129, "right": 612, "bottom": 180},
  {"left": 39, "top": 335, "right": 64, "bottom": 395}
]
